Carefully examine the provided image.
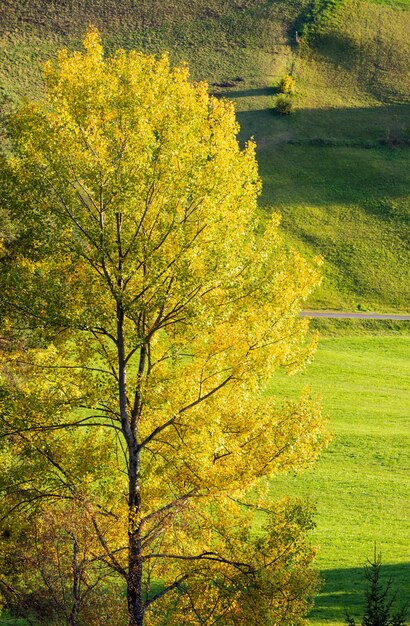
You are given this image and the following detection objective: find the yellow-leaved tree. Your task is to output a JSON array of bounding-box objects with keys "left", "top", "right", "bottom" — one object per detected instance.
[{"left": 0, "top": 30, "right": 328, "bottom": 626}]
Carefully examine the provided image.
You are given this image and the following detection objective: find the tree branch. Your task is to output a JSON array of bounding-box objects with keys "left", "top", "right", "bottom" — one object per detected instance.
[
  {"left": 144, "top": 574, "right": 189, "bottom": 608},
  {"left": 143, "top": 551, "right": 255, "bottom": 574}
]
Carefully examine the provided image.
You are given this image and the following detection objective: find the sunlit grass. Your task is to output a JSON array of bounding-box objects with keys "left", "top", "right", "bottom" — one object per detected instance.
[
  {"left": 268, "top": 334, "right": 410, "bottom": 624},
  {"left": 367, "top": 0, "right": 410, "bottom": 7},
  {"left": 258, "top": 143, "right": 410, "bottom": 311}
]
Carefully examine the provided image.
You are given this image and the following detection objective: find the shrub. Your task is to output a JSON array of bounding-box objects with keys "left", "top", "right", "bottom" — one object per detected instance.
[
  {"left": 278, "top": 74, "right": 295, "bottom": 94},
  {"left": 275, "top": 94, "right": 293, "bottom": 115}
]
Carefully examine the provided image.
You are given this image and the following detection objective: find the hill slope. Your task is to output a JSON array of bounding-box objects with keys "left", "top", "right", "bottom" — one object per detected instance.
[
  {"left": 1, "top": 0, "right": 409, "bottom": 312},
  {"left": 0, "top": 0, "right": 305, "bottom": 106}
]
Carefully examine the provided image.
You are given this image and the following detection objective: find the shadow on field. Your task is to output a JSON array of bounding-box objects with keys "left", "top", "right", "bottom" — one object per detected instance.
[
  {"left": 218, "top": 86, "right": 277, "bottom": 98},
  {"left": 231, "top": 101, "right": 410, "bottom": 210},
  {"left": 311, "top": 28, "right": 410, "bottom": 105},
  {"left": 235, "top": 101, "right": 410, "bottom": 147},
  {"left": 311, "top": 562, "right": 410, "bottom": 622}
]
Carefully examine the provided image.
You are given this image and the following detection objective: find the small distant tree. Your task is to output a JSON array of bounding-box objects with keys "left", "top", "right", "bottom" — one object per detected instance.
[
  {"left": 346, "top": 549, "right": 408, "bottom": 626},
  {"left": 278, "top": 75, "right": 295, "bottom": 94}
]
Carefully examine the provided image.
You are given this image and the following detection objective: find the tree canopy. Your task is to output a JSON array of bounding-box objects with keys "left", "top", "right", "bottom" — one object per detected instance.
[{"left": 0, "top": 29, "right": 328, "bottom": 626}]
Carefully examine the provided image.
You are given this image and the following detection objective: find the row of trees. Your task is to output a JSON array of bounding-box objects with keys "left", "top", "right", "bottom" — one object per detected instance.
[{"left": 0, "top": 30, "right": 328, "bottom": 625}]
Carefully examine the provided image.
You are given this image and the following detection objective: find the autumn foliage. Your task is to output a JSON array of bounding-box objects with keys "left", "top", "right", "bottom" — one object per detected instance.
[{"left": 0, "top": 30, "right": 328, "bottom": 625}]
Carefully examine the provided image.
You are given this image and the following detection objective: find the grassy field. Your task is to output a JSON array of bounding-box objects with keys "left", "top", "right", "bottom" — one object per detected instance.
[
  {"left": 0, "top": 0, "right": 305, "bottom": 105},
  {"left": 230, "top": 0, "right": 410, "bottom": 312},
  {"left": 268, "top": 332, "right": 410, "bottom": 625},
  {"left": 368, "top": 0, "right": 410, "bottom": 6}
]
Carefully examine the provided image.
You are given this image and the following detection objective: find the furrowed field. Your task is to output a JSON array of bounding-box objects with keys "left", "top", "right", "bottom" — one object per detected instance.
[{"left": 0, "top": 0, "right": 409, "bottom": 622}]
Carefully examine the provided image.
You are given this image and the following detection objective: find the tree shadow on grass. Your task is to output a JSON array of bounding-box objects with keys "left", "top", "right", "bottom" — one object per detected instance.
[
  {"left": 310, "top": 562, "right": 410, "bottom": 623},
  {"left": 230, "top": 101, "right": 410, "bottom": 213},
  {"left": 216, "top": 86, "right": 278, "bottom": 98},
  {"left": 235, "top": 101, "right": 410, "bottom": 147}
]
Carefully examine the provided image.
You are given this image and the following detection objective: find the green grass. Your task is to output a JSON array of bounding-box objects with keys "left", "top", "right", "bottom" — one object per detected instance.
[
  {"left": 230, "top": 0, "right": 410, "bottom": 312},
  {"left": 0, "top": 0, "right": 306, "bottom": 105},
  {"left": 268, "top": 334, "right": 410, "bottom": 625},
  {"left": 259, "top": 144, "right": 410, "bottom": 311},
  {"left": 310, "top": 317, "right": 410, "bottom": 335}
]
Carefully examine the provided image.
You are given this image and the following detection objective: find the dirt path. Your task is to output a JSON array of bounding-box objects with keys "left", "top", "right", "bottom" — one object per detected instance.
[{"left": 300, "top": 311, "right": 410, "bottom": 320}]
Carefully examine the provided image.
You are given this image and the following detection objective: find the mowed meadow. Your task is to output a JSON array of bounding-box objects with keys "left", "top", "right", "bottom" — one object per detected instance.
[
  {"left": 268, "top": 330, "right": 410, "bottom": 625},
  {"left": 0, "top": 0, "right": 409, "bottom": 623}
]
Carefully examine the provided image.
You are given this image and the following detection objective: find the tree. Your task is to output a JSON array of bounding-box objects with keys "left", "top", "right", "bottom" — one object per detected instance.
[
  {"left": 346, "top": 549, "right": 408, "bottom": 626},
  {"left": 0, "top": 29, "right": 328, "bottom": 625}
]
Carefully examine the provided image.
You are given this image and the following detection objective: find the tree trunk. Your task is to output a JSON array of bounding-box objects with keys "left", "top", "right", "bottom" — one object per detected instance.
[
  {"left": 68, "top": 534, "right": 80, "bottom": 626},
  {"left": 127, "top": 444, "right": 144, "bottom": 625},
  {"left": 116, "top": 301, "right": 145, "bottom": 625},
  {"left": 128, "top": 527, "right": 144, "bottom": 626}
]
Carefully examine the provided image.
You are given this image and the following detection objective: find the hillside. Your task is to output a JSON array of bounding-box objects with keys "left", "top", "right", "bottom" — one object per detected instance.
[
  {"left": 1, "top": 0, "right": 409, "bottom": 312},
  {"left": 0, "top": 0, "right": 305, "bottom": 106}
]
